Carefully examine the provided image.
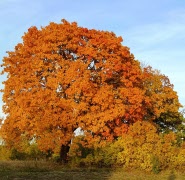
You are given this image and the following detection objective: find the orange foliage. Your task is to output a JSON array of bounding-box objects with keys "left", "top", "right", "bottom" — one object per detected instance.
[{"left": 0, "top": 19, "right": 182, "bottom": 154}]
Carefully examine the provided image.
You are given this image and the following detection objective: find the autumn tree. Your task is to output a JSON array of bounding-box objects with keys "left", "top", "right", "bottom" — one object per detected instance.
[
  {"left": 1, "top": 19, "right": 182, "bottom": 161},
  {"left": 142, "top": 66, "right": 183, "bottom": 132}
]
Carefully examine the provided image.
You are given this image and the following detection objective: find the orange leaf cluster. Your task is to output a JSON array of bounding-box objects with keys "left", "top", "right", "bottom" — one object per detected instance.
[{"left": 1, "top": 20, "right": 182, "bottom": 153}]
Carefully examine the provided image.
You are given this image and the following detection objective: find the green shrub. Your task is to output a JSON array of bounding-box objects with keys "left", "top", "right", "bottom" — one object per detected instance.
[{"left": 10, "top": 148, "right": 27, "bottom": 160}]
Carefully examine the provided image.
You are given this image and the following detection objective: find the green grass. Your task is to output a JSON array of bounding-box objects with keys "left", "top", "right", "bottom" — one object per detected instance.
[{"left": 0, "top": 161, "right": 184, "bottom": 180}]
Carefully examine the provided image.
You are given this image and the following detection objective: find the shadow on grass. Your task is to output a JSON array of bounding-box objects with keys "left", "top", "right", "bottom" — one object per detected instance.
[
  {"left": 0, "top": 169, "right": 112, "bottom": 180},
  {"left": 0, "top": 161, "right": 184, "bottom": 180},
  {"left": 0, "top": 161, "right": 112, "bottom": 180}
]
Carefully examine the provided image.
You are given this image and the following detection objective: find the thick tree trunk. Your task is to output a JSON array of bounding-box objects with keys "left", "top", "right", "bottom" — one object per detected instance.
[{"left": 59, "top": 142, "right": 70, "bottom": 163}]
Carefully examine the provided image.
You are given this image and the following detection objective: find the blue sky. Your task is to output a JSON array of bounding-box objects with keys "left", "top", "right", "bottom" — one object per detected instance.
[{"left": 0, "top": 0, "right": 185, "bottom": 116}]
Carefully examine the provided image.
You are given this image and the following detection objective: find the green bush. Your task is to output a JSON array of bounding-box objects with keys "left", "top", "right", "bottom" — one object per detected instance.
[{"left": 10, "top": 148, "right": 27, "bottom": 160}]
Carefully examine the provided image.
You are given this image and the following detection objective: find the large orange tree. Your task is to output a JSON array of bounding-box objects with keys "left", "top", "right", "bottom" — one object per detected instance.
[{"left": 1, "top": 19, "right": 182, "bottom": 161}]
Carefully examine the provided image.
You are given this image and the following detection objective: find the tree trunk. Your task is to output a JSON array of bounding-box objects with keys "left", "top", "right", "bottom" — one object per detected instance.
[{"left": 59, "top": 142, "right": 70, "bottom": 163}]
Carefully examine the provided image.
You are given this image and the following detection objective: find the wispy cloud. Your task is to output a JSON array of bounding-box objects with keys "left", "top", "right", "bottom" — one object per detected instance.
[
  {"left": 119, "top": 9, "right": 185, "bottom": 105},
  {"left": 123, "top": 15, "right": 185, "bottom": 52}
]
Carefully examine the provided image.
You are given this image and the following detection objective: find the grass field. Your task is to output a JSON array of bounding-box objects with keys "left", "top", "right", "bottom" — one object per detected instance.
[{"left": 0, "top": 161, "right": 184, "bottom": 180}]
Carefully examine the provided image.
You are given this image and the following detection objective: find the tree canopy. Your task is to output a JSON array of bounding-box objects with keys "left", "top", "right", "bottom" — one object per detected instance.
[{"left": 0, "top": 19, "right": 183, "bottom": 160}]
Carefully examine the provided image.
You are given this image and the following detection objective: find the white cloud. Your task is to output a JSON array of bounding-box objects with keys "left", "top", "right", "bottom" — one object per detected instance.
[
  {"left": 118, "top": 9, "right": 185, "bottom": 105},
  {"left": 123, "top": 22, "right": 185, "bottom": 52}
]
